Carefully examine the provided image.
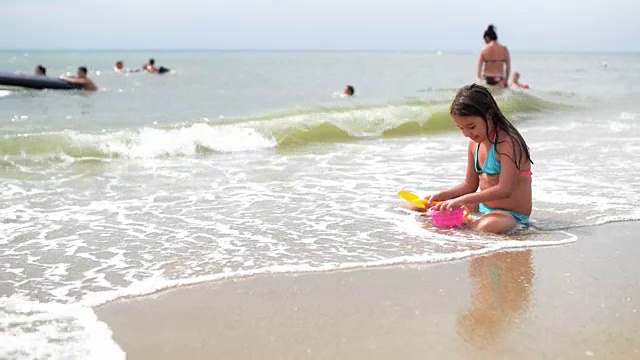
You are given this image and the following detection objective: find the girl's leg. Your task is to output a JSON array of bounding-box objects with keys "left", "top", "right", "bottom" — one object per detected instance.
[{"left": 472, "top": 212, "right": 517, "bottom": 235}]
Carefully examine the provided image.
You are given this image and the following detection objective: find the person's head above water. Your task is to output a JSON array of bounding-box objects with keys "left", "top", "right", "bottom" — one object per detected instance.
[
  {"left": 35, "top": 65, "right": 46, "bottom": 76},
  {"left": 77, "top": 66, "right": 88, "bottom": 77},
  {"left": 343, "top": 85, "right": 355, "bottom": 96},
  {"left": 450, "top": 84, "right": 533, "bottom": 169},
  {"left": 483, "top": 24, "right": 498, "bottom": 44},
  {"left": 148, "top": 58, "right": 155, "bottom": 66},
  {"left": 115, "top": 61, "right": 123, "bottom": 69},
  {"left": 512, "top": 72, "right": 521, "bottom": 83}
]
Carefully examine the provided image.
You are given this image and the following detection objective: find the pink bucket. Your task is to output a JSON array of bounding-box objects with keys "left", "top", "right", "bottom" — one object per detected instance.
[{"left": 429, "top": 207, "right": 470, "bottom": 228}]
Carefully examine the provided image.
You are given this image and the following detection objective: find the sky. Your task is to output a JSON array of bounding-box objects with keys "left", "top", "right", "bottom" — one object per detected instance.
[{"left": 2, "top": 0, "right": 639, "bottom": 52}]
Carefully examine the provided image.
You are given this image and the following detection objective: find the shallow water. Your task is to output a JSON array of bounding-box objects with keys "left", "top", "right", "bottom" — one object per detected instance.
[{"left": 1, "top": 50, "right": 639, "bottom": 359}]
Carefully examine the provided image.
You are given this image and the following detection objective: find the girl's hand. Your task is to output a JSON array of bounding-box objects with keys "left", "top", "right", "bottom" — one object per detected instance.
[
  {"left": 426, "top": 192, "right": 448, "bottom": 206},
  {"left": 432, "top": 197, "right": 466, "bottom": 212}
]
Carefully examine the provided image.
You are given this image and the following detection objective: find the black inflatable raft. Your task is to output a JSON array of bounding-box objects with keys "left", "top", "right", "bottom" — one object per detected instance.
[{"left": 0, "top": 71, "right": 83, "bottom": 90}]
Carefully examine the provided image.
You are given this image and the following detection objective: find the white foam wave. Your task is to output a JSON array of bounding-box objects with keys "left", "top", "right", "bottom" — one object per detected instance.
[
  {"left": 82, "top": 227, "right": 576, "bottom": 309},
  {"left": 68, "top": 123, "right": 276, "bottom": 158},
  {"left": 0, "top": 90, "right": 10, "bottom": 97},
  {"left": 0, "top": 298, "right": 124, "bottom": 360},
  {"left": 620, "top": 112, "right": 640, "bottom": 121},
  {"left": 72, "top": 203, "right": 577, "bottom": 309}
]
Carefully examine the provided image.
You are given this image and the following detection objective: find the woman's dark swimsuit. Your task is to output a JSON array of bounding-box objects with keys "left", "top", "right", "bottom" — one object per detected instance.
[
  {"left": 484, "top": 75, "right": 505, "bottom": 85},
  {"left": 482, "top": 58, "right": 507, "bottom": 85}
]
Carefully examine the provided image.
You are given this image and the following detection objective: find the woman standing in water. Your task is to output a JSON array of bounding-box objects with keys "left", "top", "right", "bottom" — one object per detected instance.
[{"left": 477, "top": 25, "right": 511, "bottom": 88}]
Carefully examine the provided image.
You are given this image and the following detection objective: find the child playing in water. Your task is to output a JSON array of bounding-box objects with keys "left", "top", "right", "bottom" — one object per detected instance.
[
  {"left": 511, "top": 72, "right": 530, "bottom": 89},
  {"left": 407, "top": 84, "right": 533, "bottom": 234}
]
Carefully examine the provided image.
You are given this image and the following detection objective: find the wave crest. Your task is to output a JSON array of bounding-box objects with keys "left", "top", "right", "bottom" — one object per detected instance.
[{"left": 0, "top": 91, "right": 563, "bottom": 160}]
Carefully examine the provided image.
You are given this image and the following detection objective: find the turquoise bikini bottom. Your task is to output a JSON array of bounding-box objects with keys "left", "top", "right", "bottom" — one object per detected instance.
[{"left": 479, "top": 203, "right": 530, "bottom": 224}]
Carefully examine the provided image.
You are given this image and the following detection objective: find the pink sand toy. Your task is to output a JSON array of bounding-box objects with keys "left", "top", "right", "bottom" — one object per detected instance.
[
  {"left": 397, "top": 190, "right": 470, "bottom": 228},
  {"left": 429, "top": 207, "right": 470, "bottom": 228}
]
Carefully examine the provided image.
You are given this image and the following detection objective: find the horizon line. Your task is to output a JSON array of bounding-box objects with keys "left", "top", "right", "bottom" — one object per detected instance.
[{"left": 0, "top": 48, "right": 638, "bottom": 55}]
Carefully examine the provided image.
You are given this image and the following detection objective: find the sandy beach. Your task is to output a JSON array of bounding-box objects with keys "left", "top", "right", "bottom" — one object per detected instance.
[{"left": 96, "top": 222, "right": 640, "bottom": 360}]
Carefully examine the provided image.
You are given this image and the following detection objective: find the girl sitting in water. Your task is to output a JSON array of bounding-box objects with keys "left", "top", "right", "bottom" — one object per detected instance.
[{"left": 407, "top": 84, "right": 533, "bottom": 234}]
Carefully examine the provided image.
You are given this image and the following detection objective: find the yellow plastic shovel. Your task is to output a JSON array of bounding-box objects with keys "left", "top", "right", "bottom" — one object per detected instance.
[{"left": 398, "top": 190, "right": 433, "bottom": 209}]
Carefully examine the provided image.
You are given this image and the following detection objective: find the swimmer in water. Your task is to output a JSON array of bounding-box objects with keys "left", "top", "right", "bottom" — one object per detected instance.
[
  {"left": 144, "top": 58, "right": 158, "bottom": 73},
  {"left": 114, "top": 61, "right": 140, "bottom": 73},
  {"left": 34, "top": 65, "right": 46, "bottom": 76},
  {"left": 60, "top": 66, "right": 98, "bottom": 91},
  {"left": 114, "top": 61, "right": 125, "bottom": 72},
  {"left": 343, "top": 85, "right": 355, "bottom": 96}
]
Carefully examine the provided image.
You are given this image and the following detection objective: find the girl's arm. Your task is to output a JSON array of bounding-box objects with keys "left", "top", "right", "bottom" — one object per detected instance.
[
  {"left": 431, "top": 141, "right": 480, "bottom": 201},
  {"left": 458, "top": 140, "right": 519, "bottom": 205}
]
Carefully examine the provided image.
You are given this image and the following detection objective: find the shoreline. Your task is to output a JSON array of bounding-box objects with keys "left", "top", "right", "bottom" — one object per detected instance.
[{"left": 96, "top": 221, "right": 640, "bottom": 359}]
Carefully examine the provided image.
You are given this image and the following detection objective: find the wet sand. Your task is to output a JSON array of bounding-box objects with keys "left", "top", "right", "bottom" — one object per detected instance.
[{"left": 96, "top": 222, "right": 640, "bottom": 359}]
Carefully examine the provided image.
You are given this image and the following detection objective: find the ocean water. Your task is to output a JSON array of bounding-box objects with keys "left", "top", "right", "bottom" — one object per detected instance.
[{"left": 1, "top": 50, "right": 640, "bottom": 359}]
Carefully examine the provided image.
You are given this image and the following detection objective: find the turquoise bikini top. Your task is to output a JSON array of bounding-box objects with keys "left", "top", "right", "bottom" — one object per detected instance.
[
  {"left": 475, "top": 142, "right": 501, "bottom": 175},
  {"left": 475, "top": 137, "right": 533, "bottom": 176}
]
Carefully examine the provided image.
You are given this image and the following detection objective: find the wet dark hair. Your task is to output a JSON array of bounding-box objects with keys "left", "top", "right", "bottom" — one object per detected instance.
[
  {"left": 450, "top": 84, "right": 533, "bottom": 169},
  {"left": 36, "top": 65, "right": 46, "bottom": 75},
  {"left": 78, "top": 66, "right": 88, "bottom": 75},
  {"left": 116, "top": 61, "right": 123, "bottom": 66},
  {"left": 483, "top": 24, "right": 498, "bottom": 42},
  {"left": 149, "top": 58, "right": 155, "bottom": 65},
  {"left": 345, "top": 85, "right": 355, "bottom": 95}
]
